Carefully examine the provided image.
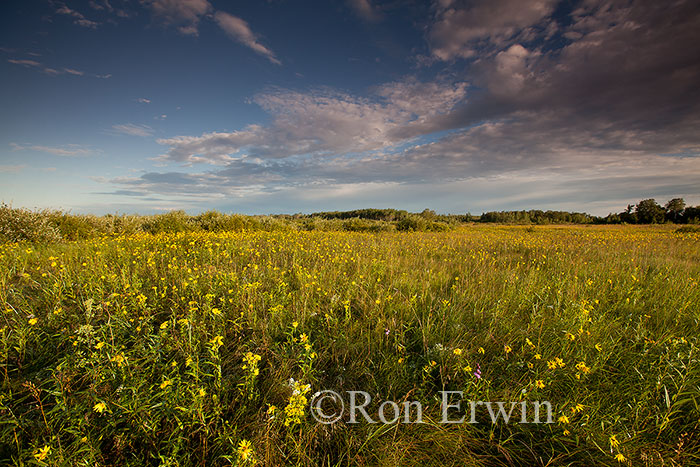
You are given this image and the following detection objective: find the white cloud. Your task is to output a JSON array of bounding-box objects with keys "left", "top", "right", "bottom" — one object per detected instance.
[
  {"left": 347, "top": 0, "right": 382, "bottom": 22},
  {"left": 63, "top": 68, "right": 84, "bottom": 76},
  {"left": 141, "top": 0, "right": 212, "bottom": 36},
  {"left": 0, "top": 164, "right": 25, "bottom": 173},
  {"left": 154, "top": 79, "right": 467, "bottom": 164},
  {"left": 56, "top": 5, "right": 100, "bottom": 29},
  {"left": 214, "top": 12, "right": 281, "bottom": 65},
  {"left": 7, "top": 59, "right": 41, "bottom": 67},
  {"left": 428, "top": 0, "right": 558, "bottom": 60},
  {"left": 10, "top": 143, "right": 93, "bottom": 157},
  {"left": 7, "top": 59, "right": 88, "bottom": 77},
  {"left": 136, "top": 97, "right": 151, "bottom": 104},
  {"left": 111, "top": 123, "right": 154, "bottom": 137}
]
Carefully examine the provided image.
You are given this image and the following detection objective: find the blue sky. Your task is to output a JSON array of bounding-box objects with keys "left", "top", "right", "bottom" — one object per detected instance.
[{"left": 1, "top": 0, "right": 699, "bottom": 215}]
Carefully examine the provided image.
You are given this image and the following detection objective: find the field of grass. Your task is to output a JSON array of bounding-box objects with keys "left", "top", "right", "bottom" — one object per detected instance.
[{"left": 1, "top": 224, "right": 699, "bottom": 466}]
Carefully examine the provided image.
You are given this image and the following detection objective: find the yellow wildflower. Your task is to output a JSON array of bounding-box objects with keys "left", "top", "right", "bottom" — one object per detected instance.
[
  {"left": 34, "top": 445, "right": 50, "bottom": 461},
  {"left": 610, "top": 435, "right": 620, "bottom": 448},
  {"left": 237, "top": 439, "right": 254, "bottom": 462}
]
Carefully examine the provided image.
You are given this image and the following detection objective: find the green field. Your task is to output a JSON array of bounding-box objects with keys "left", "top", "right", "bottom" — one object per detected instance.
[{"left": 1, "top": 225, "right": 699, "bottom": 466}]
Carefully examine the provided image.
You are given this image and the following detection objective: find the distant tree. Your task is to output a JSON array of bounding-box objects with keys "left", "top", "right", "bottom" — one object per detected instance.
[
  {"left": 665, "top": 198, "right": 685, "bottom": 223},
  {"left": 635, "top": 199, "right": 665, "bottom": 224}
]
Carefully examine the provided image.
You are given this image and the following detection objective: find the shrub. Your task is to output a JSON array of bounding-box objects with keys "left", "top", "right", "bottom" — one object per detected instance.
[
  {"left": 0, "top": 203, "right": 62, "bottom": 243},
  {"left": 142, "top": 210, "right": 196, "bottom": 234}
]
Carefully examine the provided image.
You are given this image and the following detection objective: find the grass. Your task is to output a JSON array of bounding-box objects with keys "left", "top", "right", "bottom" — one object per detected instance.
[{"left": 1, "top": 224, "right": 699, "bottom": 466}]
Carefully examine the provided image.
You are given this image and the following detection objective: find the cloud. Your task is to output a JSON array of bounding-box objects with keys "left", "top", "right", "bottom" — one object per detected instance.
[
  {"left": 7, "top": 58, "right": 88, "bottom": 77},
  {"left": 111, "top": 123, "right": 154, "bottom": 137},
  {"left": 0, "top": 164, "right": 25, "bottom": 173},
  {"left": 155, "top": 79, "right": 467, "bottom": 164},
  {"left": 7, "top": 59, "right": 41, "bottom": 67},
  {"left": 427, "top": 0, "right": 558, "bottom": 60},
  {"left": 214, "top": 12, "right": 281, "bottom": 65},
  {"left": 141, "top": 0, "right": 212, "bottom": 36},
  {"left": 347, "top": 0, "right": 382, "bottom": 22},
  {"left": 136, "top": 97, "right": 151, "bottom": 104},
  {"left": 10, "top": 143, "right": 94, "bottom": 157},
  {"left": 103, "top": 0, "right": 700, "bottom": 213},
  {"left": 63, "top": 68, "right": 84, "bottom": 76},
  {"left": 56, "top": 5, "right": 100, "bottom": 29}
]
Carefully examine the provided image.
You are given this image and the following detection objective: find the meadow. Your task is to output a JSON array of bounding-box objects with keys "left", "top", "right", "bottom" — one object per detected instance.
[{"left": 1, "top": 224, "right": 699, "bottom": 466}]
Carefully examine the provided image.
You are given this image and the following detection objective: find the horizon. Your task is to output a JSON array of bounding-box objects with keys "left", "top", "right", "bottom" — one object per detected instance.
[{"left": 2, "top": 0, "right": 700, "bottom": 216}]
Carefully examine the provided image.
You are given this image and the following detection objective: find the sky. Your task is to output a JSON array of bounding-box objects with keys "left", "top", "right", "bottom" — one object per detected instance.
[{"left": 1, "top": 0, "right": 699, "bottom": 216}]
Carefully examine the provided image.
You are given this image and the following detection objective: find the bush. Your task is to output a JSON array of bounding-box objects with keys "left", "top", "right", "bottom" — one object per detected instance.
[
  {"left": 675, "top": 225, "right": 700, "bottom": 233},
  {"left": 0, "top": 203, "right": 62, "bottom": 243},
  {"left": 142, "top": 210, "right": 196, "bottom": 234}
]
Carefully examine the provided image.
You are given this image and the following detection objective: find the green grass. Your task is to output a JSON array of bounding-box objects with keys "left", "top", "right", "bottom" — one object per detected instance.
[{"left": 1, "top": 225, "right": 699, "bottom": 466}]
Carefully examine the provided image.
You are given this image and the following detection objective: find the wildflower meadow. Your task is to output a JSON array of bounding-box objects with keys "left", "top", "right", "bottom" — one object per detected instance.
[{"left": 1, "top": 224, "right": 699, "bottom": 465}]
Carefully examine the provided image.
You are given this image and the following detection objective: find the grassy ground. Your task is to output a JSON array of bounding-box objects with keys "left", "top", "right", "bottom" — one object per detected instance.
[{"left": 1, "top": 225, "right": 699, "bottom": 466}]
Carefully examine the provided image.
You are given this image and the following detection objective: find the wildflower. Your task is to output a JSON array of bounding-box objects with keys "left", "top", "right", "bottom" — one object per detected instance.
[
  {"left": 110, "top": 353, "right": 125, "bottom": 366},
  {"left": 160, "top": 379, "right": 172, "bottom": 389},
  {"left": 563, "top": 429, "right": 570, "bottom": 436},
  {"left": 595, "top": 343, "right": 602, "bottom": 352},
  {"left": 453, "top": 348, "right": 462, "bottom": 356},
  {"left": 575, "top": 361, "right": 591, "bottom": 374},
  {"left": 292, "top": 321, "right": 298, "bottom": 329},
  {"left": 558, "top": 415, "right": 570, "bottom": 424},
  {"left": 29, "top": 318, "right": 38, "bottom": 326},
  {"left": 210, "top": 335, "right": 224, "bottom": 352},
  {"left": 535, "top": 380, "right": 545, "bottom": 389},
  {"left": 547, "top": 360, "right": 558, "bottom": 370},
  {"left": 534, "top": 353, "right": 542, "bottom": 359},
  {"left": 93, "top": 402, "right": 107, "bottom": 413},
  {"left": 267, "top": 404, "right": 276, "bottom": 418},
  {"left": 159, "top": 321, "right": 169, "bottom": 330},
  {"left": 211, "top": 307, "right": 221, "bottom": 315},
  {"left": 199, "top": 387, "right": 206, "bottom": 397},
  {"left": 504, "top": 345, "right": 512, "bottom": 354},
  {"left": 615, "top": 453, "right": 626, "bottom": 462},
  {"left": 237, "top": 439, "right": 254, "bottom": 462},
  {"left": 242, "top": 351, "right": 262, "bottom": 377},
  {"left": 610, "top": 435, "right": 620, "bottom": 448},
  {"left": 34, "top": 445, "right": 50, "bottom": 461},
  {"left": 474, "top": 363, "right": 482, "bottom": 379},
  {"left": 478, "top": 347, "right": 485, "bottom": 354},
  {"left": 284, "top": 381, "right": 311, "bottom": 426},
  {"left": 95, "top": 342, "right": 105, "bottom": 350}
]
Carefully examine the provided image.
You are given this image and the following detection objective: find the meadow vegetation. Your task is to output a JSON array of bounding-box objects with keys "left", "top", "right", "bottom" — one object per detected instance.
[{"left": 0, "top": 209, "right": 699, "bottom": 465}]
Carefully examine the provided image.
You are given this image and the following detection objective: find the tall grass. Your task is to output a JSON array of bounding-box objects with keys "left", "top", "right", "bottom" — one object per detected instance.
[{"left": 1, "top": 225, "right": 698, "bottom": 465}]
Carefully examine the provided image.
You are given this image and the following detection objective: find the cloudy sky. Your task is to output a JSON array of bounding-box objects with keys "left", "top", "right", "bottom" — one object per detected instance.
[{"left": 1, "top": 0, "right": 699, "bottom": 215}]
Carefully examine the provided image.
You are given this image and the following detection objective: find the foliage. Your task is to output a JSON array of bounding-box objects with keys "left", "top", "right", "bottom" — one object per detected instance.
[{"left": 0, "top": 204, "right": 62, "bottom": 244}]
